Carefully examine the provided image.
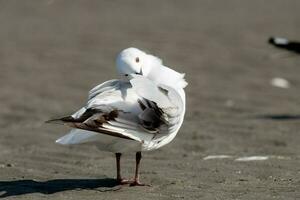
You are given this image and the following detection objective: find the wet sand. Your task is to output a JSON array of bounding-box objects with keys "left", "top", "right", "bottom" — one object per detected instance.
[{"left": 0, "top": 1, "right": 299, "bottom": 199}]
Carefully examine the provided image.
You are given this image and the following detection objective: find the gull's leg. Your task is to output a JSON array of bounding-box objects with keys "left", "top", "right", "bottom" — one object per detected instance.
[
  {"left": 130, "top": 151, "right": 149, "bottom": 186},
  {"left": 115, "top": 153, "right": 130, "bottom": 185}
]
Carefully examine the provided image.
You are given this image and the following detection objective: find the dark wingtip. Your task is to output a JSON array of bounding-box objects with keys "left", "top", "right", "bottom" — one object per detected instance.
[
  {"left": 45, "top": 119, "right": 63, "bottom": 124},
  {"left": 45, "top": 116, "right": 75, "bottom": 124}
]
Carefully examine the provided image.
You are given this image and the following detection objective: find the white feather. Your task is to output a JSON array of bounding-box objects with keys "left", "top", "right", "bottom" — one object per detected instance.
[
  {"left": 55, "top": 47, "right": 187, "bottom": 153},
  {"left": 56, "top": 129, "right": 99, "bottom": 145}
]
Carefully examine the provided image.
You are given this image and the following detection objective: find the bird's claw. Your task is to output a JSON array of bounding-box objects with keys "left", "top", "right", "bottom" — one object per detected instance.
[
  {"left": 116, "top": 178, "right": 131, "bottom": 185},
  {"left": 129, "top": 180, "right": 151, "bottom": 187}
]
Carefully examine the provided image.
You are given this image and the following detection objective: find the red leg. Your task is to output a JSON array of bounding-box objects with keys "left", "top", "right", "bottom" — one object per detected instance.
[
  {"left": 115, "top": 153, "right": 130, "bottom": 185},
  {"left": 130, "top": 152, "right": 149, "bottom": 186}
]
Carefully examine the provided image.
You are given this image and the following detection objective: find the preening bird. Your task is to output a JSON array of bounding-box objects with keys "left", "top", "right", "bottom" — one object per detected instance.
[{"left": 47, "top": 47, "right": 187, "bottom": 186}]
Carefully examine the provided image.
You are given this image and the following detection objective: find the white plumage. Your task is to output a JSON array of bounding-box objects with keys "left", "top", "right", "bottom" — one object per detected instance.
[{"left": 50, "top": 47, "right": 187, "bottom": 185}]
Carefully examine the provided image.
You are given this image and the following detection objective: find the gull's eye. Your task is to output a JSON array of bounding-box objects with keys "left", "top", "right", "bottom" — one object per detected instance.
[{"left": 135, "top": 57, "right": 140, "bottom": 63}]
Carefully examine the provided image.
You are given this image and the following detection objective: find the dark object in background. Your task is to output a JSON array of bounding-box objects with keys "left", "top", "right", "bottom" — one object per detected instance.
[{"left": 269, "top": 37, "right": 300, "bottom": 54}]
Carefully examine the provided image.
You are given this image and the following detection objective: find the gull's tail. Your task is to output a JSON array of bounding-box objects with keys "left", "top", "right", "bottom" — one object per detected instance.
[{"left": 56, "top": 129, "right": 100, "bottom": 145}]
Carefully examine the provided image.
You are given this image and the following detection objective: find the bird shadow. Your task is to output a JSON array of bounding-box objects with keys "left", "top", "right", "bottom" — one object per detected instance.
[
  {"left": 0, "top": 178, "right": 121, "bottom": 198},
  {"left": 254, "top": 114, "right": 300, "bottom": 121}
]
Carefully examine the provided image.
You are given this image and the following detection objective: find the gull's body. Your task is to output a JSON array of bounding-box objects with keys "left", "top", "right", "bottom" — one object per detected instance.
[{"left": 49, "top": 48, "right": 187, "bottom": 185}]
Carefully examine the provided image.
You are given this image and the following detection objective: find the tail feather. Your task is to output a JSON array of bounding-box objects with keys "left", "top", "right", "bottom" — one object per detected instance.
[{"left": 56, "top": 129, "right": 100, "bottom": 145}]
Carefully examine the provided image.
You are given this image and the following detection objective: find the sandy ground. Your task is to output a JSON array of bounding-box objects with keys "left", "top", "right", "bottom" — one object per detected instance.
[{"left": 0, "top": 1, "right": 300, "bottom": 199}]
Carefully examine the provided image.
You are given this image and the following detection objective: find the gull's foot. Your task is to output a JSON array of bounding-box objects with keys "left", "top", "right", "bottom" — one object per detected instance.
[
  {"left": 129, "top": 180, "right": 151, "bottom": 187},
  {"left": 116, "top": 178, "right": 131, "bottom": 185}
]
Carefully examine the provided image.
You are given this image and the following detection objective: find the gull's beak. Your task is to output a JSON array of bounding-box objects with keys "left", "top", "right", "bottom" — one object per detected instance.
[
  {"left": 136, "top": 68, "right": 143, "bottom": 75},
  {"left": 128, "top": 69, "right": 143, "bottom": 79},
  {"left": 128, "top": 72, "right": 141, "bottom": 79}
]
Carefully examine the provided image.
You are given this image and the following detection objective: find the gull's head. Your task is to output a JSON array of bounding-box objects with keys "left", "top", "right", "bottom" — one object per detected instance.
[{"left": 116, "top": 47, "right": 148, "bottom": 79}]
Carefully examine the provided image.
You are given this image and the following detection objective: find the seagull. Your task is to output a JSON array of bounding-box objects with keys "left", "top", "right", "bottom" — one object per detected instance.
[
  {"left": 47, "top": 47, "right": 187, "bottom": 186},
  {"left": 269, "top": 37, "right": 300, "bottom": 54}
]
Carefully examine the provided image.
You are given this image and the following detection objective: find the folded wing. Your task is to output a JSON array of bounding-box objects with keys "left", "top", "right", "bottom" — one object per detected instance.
[{"left": 51, "top": 76, "right": 183, "bottom": 144}]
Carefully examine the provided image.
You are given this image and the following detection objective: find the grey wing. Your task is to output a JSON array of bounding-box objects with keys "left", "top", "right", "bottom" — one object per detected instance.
[
  {"left": 52, "top": 79, "right": 157, "bottom": 142},
  {"left": 51, "top": 77, "right": 183, "bottom": 142},
  {"left": 87, "top": 77, "right": 184, "bottom": 136},
  {"left": 88, "top": 79, "right": 120, "bottom": 100}
]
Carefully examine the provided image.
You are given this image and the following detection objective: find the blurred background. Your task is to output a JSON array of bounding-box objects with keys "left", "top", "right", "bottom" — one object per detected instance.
[{"left": 0, "top": 0, "right": 299, "bottom": 199}]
